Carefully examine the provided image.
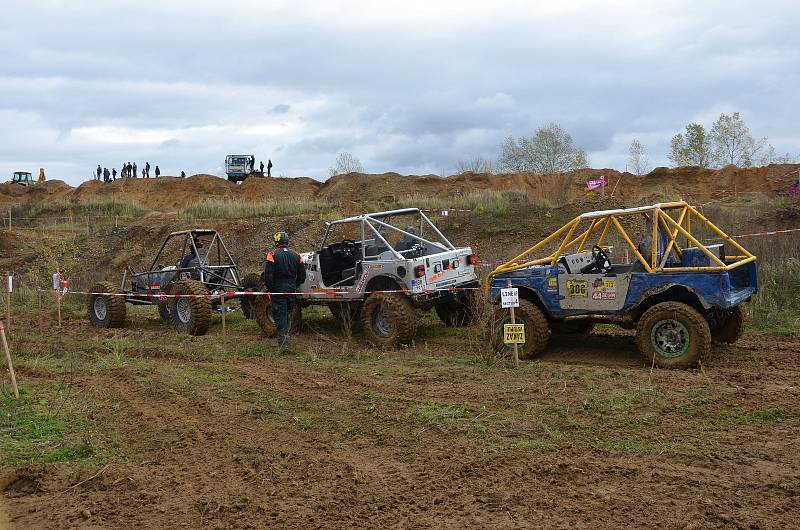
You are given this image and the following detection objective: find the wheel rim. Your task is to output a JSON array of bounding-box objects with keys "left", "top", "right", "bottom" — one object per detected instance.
[
  {"left": 176, "top": 298, "right": 192, "bottom": 324},
  {"left": 373, "top": 308, "right": 393, "bottom": 336},
  {"left": 651, "top": 319, "right": 690, "bottom": 358},
  {"left": 93, "top": 296, "right": 108, "bottom": 321}
]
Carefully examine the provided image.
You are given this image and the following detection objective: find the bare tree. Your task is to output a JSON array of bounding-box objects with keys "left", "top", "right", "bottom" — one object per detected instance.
[
  {"left": 759, "top": 145, "right": 797, "bottom": 165},
  {"left": 454, "top": 157, "right": 493, "bottom": 174},
  {"left": 628, "top": 139, "right": 650, "bottom": 176},
  {"left": 497, "top": 123, "right": 588, "bottom": 174},
  {"left": 668, "top": 123, "right": 714, "bottom": 168},
  {"left": 328, "top": 152, "right": 364, "bottom": 178},
  {"left": 710, "top": 112, "right": 767, "bottom": 167}
]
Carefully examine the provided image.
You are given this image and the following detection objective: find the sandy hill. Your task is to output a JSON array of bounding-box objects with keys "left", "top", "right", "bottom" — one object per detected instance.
[{"left": 1, "top": 165, "right": 798, "bottom": 210}]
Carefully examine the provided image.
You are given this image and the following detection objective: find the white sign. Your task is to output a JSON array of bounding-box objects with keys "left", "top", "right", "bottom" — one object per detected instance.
[
  {"left": 500, "top": 287, "right": 519, "bottom": 308},
  {"left": 6, "top": 275, "right": 11, "bottom": 293}
]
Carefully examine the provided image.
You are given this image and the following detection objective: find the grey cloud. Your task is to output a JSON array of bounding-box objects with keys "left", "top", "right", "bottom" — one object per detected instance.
[{"left": 1, "top": 1, "right": 799, "bottom": 183}]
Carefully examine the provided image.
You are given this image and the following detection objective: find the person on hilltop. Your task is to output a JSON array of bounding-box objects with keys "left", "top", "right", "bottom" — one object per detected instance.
[
  {"left": 260, "top": 160, "right": 264, "bottom": 174},
  {"left": 267, "top": 159, "right": 273, "bottom": 177},
  {"left": 38, "top": 168, "right": 46, "bottom": 184},
  {"left": 96, "top": 165, "right": 102, "bottom": 181},
  {"left": 155, "top": 165, "right": 161, "bottom": 178},
  {"left": 132, "top": 162, "right": 137, "bottom": 179},
  {"left": 112, "top": 168, "right": 117, "bottom": 180},
  {"left": 180, "top": 170, "right": 186, "bottom": 178},
  {"left": 263, "top": 231, "right": 306, "bottom": 352},
  {"left": 145, "top": 161, "right": 151, "bottom": 178}
]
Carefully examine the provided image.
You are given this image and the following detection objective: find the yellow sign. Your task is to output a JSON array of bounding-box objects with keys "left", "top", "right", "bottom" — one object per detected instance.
[
  {"left": 566, "top": 280, "right": 589, "bottom": 297},
  {"left": 503, "top": 323, "right": 526, "bottom": 344}
]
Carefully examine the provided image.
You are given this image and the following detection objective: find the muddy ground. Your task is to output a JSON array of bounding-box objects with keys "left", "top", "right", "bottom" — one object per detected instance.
[{"left": 1, "top": 305, "right": 798, "bottom": 529}]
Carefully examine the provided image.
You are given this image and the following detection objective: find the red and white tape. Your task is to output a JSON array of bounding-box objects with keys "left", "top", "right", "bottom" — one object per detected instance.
[{"left": 68, "top": 286, "right": 481, "bottom": 300}]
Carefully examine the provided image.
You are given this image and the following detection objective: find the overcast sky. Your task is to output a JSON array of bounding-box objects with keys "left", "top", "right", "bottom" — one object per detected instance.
[{"left": 2, "top": 0, "right": 798, "bottom": 184}]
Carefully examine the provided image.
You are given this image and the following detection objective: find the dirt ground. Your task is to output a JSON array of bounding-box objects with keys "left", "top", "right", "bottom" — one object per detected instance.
[
  {"left": 1, "top": 306, "right": 798, "bottom": 529},
  {"left": 3, "top": 164, "right": 799, "bottom": 210}
]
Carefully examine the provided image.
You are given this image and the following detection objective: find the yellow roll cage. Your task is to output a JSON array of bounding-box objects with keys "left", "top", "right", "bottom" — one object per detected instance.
[{"left": 486, "top": 201, "right": 756, "bottom": 290}]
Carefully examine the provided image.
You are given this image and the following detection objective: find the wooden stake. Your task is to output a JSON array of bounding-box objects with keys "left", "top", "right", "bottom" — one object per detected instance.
[
  {"left": 508, "top": 279, "right": 519, "bottom": 368},
  {"left": 0, "top": 322, "right": 19, "bottom": 398},
  {"left": 38, "top": 289, "right": 43, "bottom": 330},
  {"left": 220, "top": 294, "right": 227, "bottom": 339},
  {"left": 4, "top": 272, "right": 9, "bottom": 335},
  {"left": 56, "top": 289, "right": 62, "bottom": 328}
]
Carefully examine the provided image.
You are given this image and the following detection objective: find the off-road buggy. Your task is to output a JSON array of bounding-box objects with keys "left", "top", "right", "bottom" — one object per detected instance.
[
  {"left": 88, "top": 229, "right": 262, "bottom": 335},
  {"left": 485, "top": 201, "right": 758, "bottom": 368},
  {"left": 251, "top": 208, "right": 481, "bottom": 347}
]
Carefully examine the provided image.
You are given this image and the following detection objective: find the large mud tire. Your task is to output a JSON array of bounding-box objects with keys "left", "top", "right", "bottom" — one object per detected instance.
[
  {"left": 88, "top": 281, "right": 126, "bottom": 329},
  {"left": 636, "top": 302, "right": 711, "bottom": 369},
  {"left": 488, "top": 299, "right": 549, "bottom": 359},
  {"left": 434, "top": 289, "right": 481, "bottom": 327},
  {"left": 254, "top": 296, "right": 302, "bottom": 338},
  {"left": 170, "top": 280, "right": 212, "bottom": 336},
  {"left": 360, "top": 293, "right": 417, "bottom": 349},
  {"left": 712, "top": 306, "right": 745, "bottom": 344},
  {"left": 240, "top": 273, "right": 263, "bottom": 320}
]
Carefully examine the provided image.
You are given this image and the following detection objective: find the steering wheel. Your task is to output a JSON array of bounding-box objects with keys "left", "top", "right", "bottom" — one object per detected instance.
[
  {"left": 341, "top": 239, "right": 357, "bottom": 257},
  {"left": 590, "top": 245, "right": 611, "bottom": 273}
]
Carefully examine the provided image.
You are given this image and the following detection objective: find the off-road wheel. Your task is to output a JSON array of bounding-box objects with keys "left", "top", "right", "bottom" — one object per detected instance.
[
  {"left": 712, "top": 306, "right": 745, "bottom": 344},
  {"left": 240, "top": 272, "right": 263, "bottom": 320},
  {"left": 157, "top": 284, "right": 172, "bottom": 321},
  {"left": 434, "top": 289, "right": 481, "bottom": 327},
  {"left": 636, "top": 302, "right": 711, "bottom": 369},
  {"left": 170, "top": 280, "right": 212, "bottom": 336},
  {"left": 488, "top": 299, "right": 549, "bottom": 359},
  {"left": 360, "top": 293, "right": 417, "bottom": 349},
  {"left": 254, "top": 296, "right": 302, "bottom": 338},
  {"left": 550, "top": 320, "right": 595, "bottom": 334},
  {"left": 88, "top": 281, "right": 126, "bottom": 329}
]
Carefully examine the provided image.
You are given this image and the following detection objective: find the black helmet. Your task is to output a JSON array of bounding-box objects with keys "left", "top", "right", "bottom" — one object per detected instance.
[{"left": 273, "top": 231, "right": 289, "bottom": 246}]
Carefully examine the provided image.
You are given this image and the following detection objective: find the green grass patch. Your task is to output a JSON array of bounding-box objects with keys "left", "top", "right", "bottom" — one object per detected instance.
[{"left": 178, "top": 198, "right": 334, "bottom": 219}]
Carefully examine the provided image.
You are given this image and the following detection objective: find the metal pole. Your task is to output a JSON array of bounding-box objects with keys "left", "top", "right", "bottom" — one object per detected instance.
[
  {"left": 56, "top": 289, "right": 62, "bottom": 328},
  {"left": 508, "top": 279, "right": 518, "bottom": 368}
]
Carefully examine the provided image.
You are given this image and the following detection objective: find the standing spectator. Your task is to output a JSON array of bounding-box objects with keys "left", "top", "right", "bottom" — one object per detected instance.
[
  {"left": 96, "top": 165, "right": 102, "bottom": 181},
  {"left": 142, "top": 168, "right": 145, "bottom": 178},
  {"left": 155, "top": 165, "right": 161, "bottom": 178},
  {"left": 260, "top": 161, "right": 264, "bottom": 173},
  {"left": 180, "top": 170, "right": 186, "bottom": 178},
  {"left": 267, "top": 159, "right": 273, "bottom": 177},
  {"left": 145, "top": 161, "right": 151, "bottom": 178},
  {"left": 103, "top": 168, "right": 110, "bottom": 182},
  {"left": 126, "top": 162, "right": 132, "bottom": 178},
  {"left": 132, "top": 162, "right": 137, "bottom": 179},
  {"left": 112, "top": 168, "right": 117, "bottom": 180}
]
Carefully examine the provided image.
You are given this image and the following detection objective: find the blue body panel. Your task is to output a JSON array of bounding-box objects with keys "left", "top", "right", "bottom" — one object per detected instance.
[{"left": 490, "top": 261, "right": 758, "bottom": 318}]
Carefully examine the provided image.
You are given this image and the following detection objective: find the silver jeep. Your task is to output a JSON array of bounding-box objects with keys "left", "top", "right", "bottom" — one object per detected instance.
[{"left": 255, "top": 208, "right": 481, "bottom": 348}]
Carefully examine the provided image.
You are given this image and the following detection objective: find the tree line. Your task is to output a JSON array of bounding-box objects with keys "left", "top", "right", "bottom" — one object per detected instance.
[{"left": 327, "top": 112, "right": 795, "bottom": 178}]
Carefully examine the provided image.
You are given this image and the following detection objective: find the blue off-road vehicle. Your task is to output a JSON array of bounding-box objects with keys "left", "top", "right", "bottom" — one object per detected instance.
[{"left": 486, "top": 202, "right": 758, "bottom": 368}]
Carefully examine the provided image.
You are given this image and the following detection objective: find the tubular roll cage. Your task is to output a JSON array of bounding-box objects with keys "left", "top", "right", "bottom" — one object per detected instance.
[
  {"left": 121, "top": 229, "right": 242, "bottom": 296},
  {"left": 320, "top": 208, "right": 456, "bottom": 261},
  {"left": 487, "top": 201, "right": 756, "bottom": 282}
]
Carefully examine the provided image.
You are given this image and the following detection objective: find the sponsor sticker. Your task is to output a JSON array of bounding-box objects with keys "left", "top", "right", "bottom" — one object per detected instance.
[
  {"left": 591, "top": 278, "right": 617, "bottom": 300},
  {"left": 356, "top": 271, "right": 369, "bottom": 293},
  {"left": 547, "top": 277, "right": 558, "bottom": 291}
]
